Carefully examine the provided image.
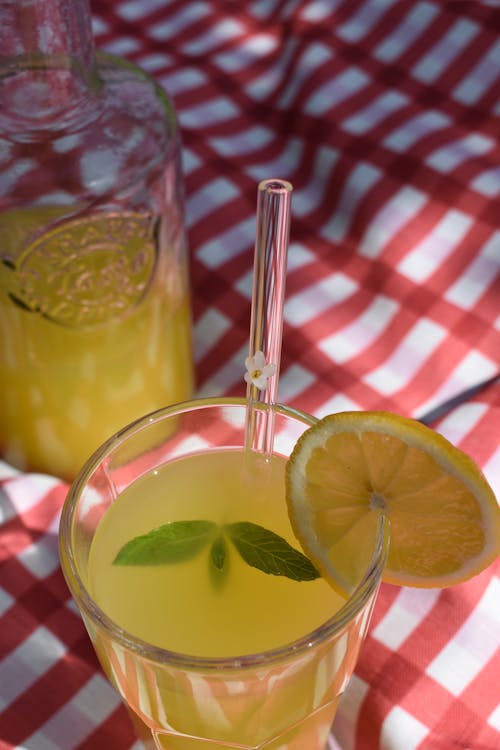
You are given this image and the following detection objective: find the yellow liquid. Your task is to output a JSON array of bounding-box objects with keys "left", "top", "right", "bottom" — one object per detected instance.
[
  {"left": 89, "top": 450, "right": 344, "bottom": 656},
  {"left": 85, "top": 450, "right": 360, "bottom": 749},
  {"left": 0, "top": 208, "right": 193, "bottom": 480}
]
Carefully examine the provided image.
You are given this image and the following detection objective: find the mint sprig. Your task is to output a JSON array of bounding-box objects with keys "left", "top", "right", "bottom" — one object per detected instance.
[{"left": 113, "top": 520, "right": 319, "bottom": 583}]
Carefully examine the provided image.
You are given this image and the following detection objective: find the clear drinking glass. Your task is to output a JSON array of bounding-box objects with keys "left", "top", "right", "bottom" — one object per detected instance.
[{"left": 59, "top": 398, "right": 388, "bottom": 750}]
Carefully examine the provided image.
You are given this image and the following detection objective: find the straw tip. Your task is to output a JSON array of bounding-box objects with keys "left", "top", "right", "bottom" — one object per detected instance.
[{"left": 258, "top": 178, "right": 293, "bottom": 194}]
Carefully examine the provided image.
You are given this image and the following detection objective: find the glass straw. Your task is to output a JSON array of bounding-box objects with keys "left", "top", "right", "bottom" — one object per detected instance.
[{"left": 245, "top": 178, "right": 293, "bottom": 455}]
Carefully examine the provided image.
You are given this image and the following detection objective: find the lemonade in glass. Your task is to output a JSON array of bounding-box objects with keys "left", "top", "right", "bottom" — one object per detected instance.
[{"left": 59, "top": 397, "right": 388, "bottom": 750}]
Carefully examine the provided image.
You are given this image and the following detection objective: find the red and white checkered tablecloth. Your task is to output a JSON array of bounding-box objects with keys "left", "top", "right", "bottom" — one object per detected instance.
[{"left": 1, "top": 1, "right": 500, "bottom": 748}]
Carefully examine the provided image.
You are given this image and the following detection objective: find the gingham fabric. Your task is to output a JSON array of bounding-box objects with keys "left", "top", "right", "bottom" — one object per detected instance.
[{"left": 1, "top": 1, "right": 500, "bottom": 749}]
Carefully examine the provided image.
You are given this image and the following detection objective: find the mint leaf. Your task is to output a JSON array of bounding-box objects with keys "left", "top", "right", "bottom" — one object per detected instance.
[
  {"left": 113, "top": 520, "right": 216, "bottom": 565},
  {"left": 226, "top": 522, "right": 320, "bottom": 582},
  {"left": 210, "top": 534, "right": 227, "bottom": 572}
]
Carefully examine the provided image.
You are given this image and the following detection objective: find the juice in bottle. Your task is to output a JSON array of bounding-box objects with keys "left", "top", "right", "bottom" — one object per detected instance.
[{"left": 0, "top": 207, "right": 193, "bottom": 480}]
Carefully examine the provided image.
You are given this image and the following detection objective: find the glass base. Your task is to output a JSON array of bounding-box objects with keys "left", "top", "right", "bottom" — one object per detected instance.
[{"left": 130, "top": 698, "right": 338, "bottom": 750}]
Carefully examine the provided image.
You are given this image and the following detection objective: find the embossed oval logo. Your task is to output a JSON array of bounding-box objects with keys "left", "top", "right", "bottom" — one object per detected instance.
[{"left": 10, "top": 212, "right": 157, "bottom": 327}]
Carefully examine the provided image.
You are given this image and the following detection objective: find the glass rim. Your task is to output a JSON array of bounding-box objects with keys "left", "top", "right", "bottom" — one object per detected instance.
[{"left": 59, "top": 396, "right": 389, "bottom": 672}]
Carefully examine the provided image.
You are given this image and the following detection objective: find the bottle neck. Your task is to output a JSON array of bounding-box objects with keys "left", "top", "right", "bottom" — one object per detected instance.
[{"left": 0, "top": 0, "right": 99, "bottom": 130}]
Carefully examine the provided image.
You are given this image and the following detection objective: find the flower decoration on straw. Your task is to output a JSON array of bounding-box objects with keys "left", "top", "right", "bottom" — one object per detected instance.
[{"left": 244, "top": 351, "right": 276, "bottom": 391}]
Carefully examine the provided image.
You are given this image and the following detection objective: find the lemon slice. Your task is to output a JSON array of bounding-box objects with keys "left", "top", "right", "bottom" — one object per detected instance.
[{"left": 286, "top": 411, "right": 500, "bottom": 591}]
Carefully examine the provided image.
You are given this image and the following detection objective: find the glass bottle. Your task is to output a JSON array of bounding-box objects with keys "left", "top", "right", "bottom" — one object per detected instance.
[{"left": 0, "top": 0, "right": 194, "bottom": 481}]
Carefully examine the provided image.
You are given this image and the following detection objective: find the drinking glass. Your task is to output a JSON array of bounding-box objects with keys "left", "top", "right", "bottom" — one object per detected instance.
[{"left": 59, "top": 397, "right": 388, "bottom": 750}]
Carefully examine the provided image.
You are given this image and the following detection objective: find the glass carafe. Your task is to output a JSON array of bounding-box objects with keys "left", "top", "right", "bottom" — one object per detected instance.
[{"left": 0, "top": 0, "right": 194, "bottom": 480}]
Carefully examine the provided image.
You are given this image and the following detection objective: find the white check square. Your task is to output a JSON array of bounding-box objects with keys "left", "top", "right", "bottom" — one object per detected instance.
[
  {"left": 426, "top": 577, "right": 500, "bottom": 696},
  {"left": 380, "top": 706, "right": 429, "bottom": 750}
]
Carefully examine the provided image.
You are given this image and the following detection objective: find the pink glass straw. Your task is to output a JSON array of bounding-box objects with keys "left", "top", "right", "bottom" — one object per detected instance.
[{"left": 245, "top": 178, "right": 293, "bottom": 455}]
